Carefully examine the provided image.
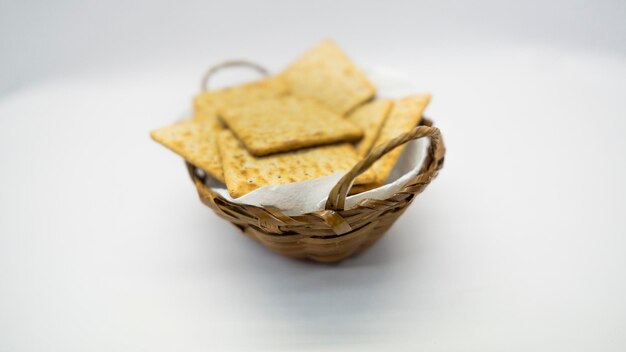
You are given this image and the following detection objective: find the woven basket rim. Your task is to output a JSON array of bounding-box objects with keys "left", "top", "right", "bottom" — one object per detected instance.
[{"left": 187, "top": 118, "right": 445, "bottom": 221}]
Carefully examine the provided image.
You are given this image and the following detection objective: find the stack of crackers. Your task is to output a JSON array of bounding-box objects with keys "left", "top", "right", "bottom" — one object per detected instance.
[{"left": 151, "top": 40, "right": 431, "bottom": 198}]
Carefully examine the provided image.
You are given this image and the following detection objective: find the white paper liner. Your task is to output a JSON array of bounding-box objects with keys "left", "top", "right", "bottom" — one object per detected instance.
[{"left": 202, "top": 68, "right": 429, "bottom": 215}]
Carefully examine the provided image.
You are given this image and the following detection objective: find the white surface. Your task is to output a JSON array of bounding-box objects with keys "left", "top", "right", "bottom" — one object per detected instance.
[{"left": 1, "top": 1, "right": 626, "bottom": 351}]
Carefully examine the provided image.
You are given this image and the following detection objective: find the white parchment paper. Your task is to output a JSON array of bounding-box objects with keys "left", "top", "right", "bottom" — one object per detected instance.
[{"left": 202, "top": 68, "right": 430, "bottom": 215}]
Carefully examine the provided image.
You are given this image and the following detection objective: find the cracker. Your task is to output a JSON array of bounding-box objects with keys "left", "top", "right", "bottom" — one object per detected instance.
[
  {"left": 194, "top": 75, "right": 288, "bottom": 119},
  {"left": 218, "top": 129, "right": 376, "bottom": 198},
  {"left": 282, "top": 40, "right": 376, "bottom": 115},
  {"left": 369, "top": 94, "right": 431, "bottom": 184},
  {"left": 219, "top": 96, "right": 363, "bottom": 156},
  {"left": 150, "top": 117, "right": 224, "bottom": 182},
  {"left": 192, "top": 104, "right": 222, "bottom": 126},
  {"left": 347, "top": 99, "right": 393, "bottom": 156}
]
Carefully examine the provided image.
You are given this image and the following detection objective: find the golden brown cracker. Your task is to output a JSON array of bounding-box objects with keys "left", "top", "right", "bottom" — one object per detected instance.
[
  {"left": 219, "top": 96, "right": 363, "bottom": 156},
  {"left": 282, "top": 40, "right": 376, "bottom": 115},
  {"left": 347, "top": 99, "right": 393, "bottom": 156},
  {"left": 218, "top": 129, "right": 376, "bottom": 198},
  {"left": 150, "top": 118, "right": 224, "bottom": 182},
  {"left": 369, "top": 94, "right": 431, "bottom": 184},
  {"left": 193, "top": 75, "right": 288, "bottom": 119}
]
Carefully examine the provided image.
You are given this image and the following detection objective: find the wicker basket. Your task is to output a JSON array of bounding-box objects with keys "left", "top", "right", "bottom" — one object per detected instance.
[{"left": 186, "top": 61, "right": 446, "bottom": 263}]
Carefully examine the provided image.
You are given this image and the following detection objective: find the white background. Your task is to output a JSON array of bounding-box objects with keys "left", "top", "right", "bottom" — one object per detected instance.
[{"left": 1, "top": 1, "right": 625, "bottom": 351}]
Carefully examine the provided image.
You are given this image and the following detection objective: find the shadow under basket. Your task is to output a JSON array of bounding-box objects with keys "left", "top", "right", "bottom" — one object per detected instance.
[{"left": 187, "top": 118, "right": 445, "bottom": 263}]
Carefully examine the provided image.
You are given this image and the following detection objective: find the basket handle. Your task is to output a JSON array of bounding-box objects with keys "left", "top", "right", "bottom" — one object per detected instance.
[
  {"left": 200, "top": 60, "right": 269, "bottom": 92},
  {"left": 324, "top": 125, "right": 442, "bottom": 211}
]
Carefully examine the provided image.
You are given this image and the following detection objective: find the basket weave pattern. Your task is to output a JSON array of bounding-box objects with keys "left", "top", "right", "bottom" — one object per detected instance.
[{"left": 187, "top": 118, "right": 445, "bottom": 263}]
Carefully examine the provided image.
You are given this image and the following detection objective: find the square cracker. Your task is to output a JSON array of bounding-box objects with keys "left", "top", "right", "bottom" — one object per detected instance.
[
  {"left": 369, "top": 94, "right": 431, "bottom": 185},
  {"left": 194, "top": 75, "right": 288, "bottom": 119},
  {"left": 150, "top": 117, "right": 224, "bottom": 182},
  {"left": 218, "top": 129, "right": 376, "bottom": 198},
  {"left": 219, "top": 95, "right": 363, "bottom": 156},
  {"left": 347, "top": 99, "right": 393, "bottom": 157},
  {"left": 282, "top": 40, "right": 376, "bottom": 115}
]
